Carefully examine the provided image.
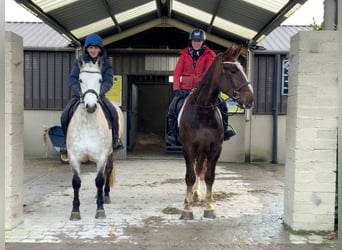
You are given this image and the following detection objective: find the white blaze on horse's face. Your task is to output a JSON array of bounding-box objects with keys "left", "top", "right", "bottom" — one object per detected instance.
[
  {"left": 79, "top": 62, "right": 102, "bottom": 113},
  {"left": 233, "top": 62, "right": 254, "bottom": 94},
  {"left": 235, "top": 62, "right": 254, "bottom": 94}
]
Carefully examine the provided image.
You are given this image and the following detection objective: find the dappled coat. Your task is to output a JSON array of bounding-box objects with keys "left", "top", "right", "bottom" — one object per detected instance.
[{"left": 173, "top": 46, "right": 216, "bottom": 91}]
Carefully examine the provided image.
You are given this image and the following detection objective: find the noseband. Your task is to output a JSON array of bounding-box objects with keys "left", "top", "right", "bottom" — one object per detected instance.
[
  {"left": 81, "top": 89, "right": 99, "bottom": 103},
  {"left": 221, "top": 60, "right": 251, "bottom": 101}
]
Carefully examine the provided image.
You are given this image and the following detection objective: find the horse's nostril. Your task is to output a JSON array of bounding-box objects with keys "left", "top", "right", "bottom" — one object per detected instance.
[{"left": 86, "top": 104, "right": 97, "bottom": 113}]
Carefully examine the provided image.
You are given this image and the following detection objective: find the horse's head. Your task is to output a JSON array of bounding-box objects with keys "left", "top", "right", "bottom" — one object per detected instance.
[
  {"left": 219, "top": 45, "right": 254, "bottom": 109},
  {"left": 79, "top": 59, "right": 102, "bottom": 113}
]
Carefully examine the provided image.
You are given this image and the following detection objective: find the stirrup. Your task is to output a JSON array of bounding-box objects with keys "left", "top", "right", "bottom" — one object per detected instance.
[
  {"left": 60, "top": 146, "right": 68, "bottom": 155},
  {"left": 167, "top": 135, "right": 178, "bottom": 145}
]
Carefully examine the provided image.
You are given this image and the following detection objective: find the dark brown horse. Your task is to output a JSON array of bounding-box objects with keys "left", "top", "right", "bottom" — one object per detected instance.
[{"left": 178, "top": 45, "right": 254, "bottom": 219}]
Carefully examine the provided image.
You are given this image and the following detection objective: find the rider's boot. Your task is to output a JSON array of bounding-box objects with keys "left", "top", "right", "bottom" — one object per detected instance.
[
  {"left": 60, "top": 110, "right": 69, "bottom": 156},
  {"left": 167, "top": 114, "right": 179, "bottom": 145},
  {"left": 112, "top": 129, "right": 124, "bottom": 151},
  {"left": 167, "top": 95, "right": 181, "bottom": 145},
  {"left": 60, "top": 124, "right": 68, "bottom": 155},
  {"left": 60, "top": 97, "right": 79, "bottom": 155},
  {"left": 218, "top": 96, "right": 236, "bottom": 141}
]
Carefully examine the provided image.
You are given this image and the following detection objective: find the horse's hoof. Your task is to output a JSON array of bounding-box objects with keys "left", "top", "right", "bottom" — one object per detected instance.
[
  {"left": 95, "top": 209, "right": 106, "bottom": 219},
  {"left": 180, "top": 210, "right": 194, "bottom": 220},
  {"left": 203, "top": 210, "right": 216, "bottom": 219},
  {"left": 70, "top": 211, "right": 81, "bottom": 221},
  {"left": 103, "top": 196, "right": 111, "bottom": 204}
]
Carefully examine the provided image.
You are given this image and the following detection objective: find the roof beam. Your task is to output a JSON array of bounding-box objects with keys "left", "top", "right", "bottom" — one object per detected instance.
[
  {"left": 207, "top": 0, "right": 222, "bottom": 33},
  {"left": 163, "top": 18, "right": 245, "bottom": 54},
  {"left": 14, "top": 0, "right": 81, "bottom": 47},
  {"left": 103, "top": 17, "right": 246, "bottom": 55},
  {"left": 103, "top": 18, "right": 165, "bottom": 45},
  {"left": 251, "top": 0, "right": 307, "bottom": 46},
  {"left": 166, "top": 0, "right": 172, "bottom": 17},
  {"left": 102, "top": 0, "right": 122, "bottom": 32},
  {"left": 156, "top": 0, "right": 162, "bottom": 17}
]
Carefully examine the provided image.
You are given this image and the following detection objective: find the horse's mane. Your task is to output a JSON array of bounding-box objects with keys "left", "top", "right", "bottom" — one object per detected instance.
[{"left": 196, "top": 54, "right": 221, "bottom": 94}]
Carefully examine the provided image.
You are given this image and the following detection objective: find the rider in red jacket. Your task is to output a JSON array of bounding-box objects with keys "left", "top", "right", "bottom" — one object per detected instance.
[
  {"left": 167, "top": 29, "right": 235, "bottom": 145},
  {"left": 173, "top": 44, "right": 216, "bottom": 91}
]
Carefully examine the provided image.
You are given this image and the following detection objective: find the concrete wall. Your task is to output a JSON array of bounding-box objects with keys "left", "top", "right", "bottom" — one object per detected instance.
[
  {"left": 220, "top": 114, "right": 249, "bottom": 162},
  {"left": 25, "top": 110, "right": 288, "bottom": 163},
  {"left": 219, "top": 114, "right": 287, "bottom": 164},
  {"left": 284, "top": 31, "right": 338, "bottom": 231},
  {"left": 24, "top": 110, "right": 62, "bottom": 158},
  {"left": 5, "top": 32, "right": 24, "bottom": 229},
  {"left": 250, "top": 115, "right": 287, "bottom": 163}
]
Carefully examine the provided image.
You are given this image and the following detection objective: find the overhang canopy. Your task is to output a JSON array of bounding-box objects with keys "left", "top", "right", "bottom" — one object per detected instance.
[{"left": 15, "top": 0, "right": 308, "bottom": 49}]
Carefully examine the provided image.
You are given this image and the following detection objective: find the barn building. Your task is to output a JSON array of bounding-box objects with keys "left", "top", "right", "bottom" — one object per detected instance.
[
  {"left": 6, "top": 21, "right": 311, "bottom": 163},
  {"left": 4, "top": 0, "right": 339, "bottom": 237}
]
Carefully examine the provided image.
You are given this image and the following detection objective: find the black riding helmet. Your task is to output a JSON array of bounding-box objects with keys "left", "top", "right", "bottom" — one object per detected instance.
[{"left": 189, "top": 29, "right": 206, "bottom": 41}]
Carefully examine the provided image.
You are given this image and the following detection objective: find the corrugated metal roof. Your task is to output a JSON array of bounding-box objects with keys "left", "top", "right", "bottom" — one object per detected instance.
[
  {"left": 257, "top": 25, "right": 312, "bottom": 52},
  {"left": 5, "top": 22, "right": 70, "bottom": 48},
  {"left": 5, "top": 22, "right": 312, "bottom": 53},
  {"left": 15, "top": 0, "right": 308, "bottom": 48}
]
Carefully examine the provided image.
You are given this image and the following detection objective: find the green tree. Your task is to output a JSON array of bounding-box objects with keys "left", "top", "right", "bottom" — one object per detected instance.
[{"left": 310, "top": 18, "right": 323, "bottom": 31}]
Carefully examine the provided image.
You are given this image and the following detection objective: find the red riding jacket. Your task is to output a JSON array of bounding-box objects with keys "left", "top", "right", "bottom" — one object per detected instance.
[{"left": 173, "top": 46, "right": 216, "bottom": 91}]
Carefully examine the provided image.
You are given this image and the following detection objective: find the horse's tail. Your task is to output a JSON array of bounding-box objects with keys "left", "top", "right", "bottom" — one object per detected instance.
[{"left": 43, "top": 126, "right": 49, "bottom": 157}]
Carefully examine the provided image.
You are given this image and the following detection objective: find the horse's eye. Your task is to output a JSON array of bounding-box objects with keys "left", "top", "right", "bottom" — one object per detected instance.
[
  {"left": 79, "top": 79, "right": 83, "bottom": 83},
  {"left": 231, "top": 69, "right": 237, "bottom": 74}
]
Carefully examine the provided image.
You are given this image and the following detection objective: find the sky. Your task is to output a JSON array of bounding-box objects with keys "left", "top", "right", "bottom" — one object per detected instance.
[{"left": 5, "top": 0, "right": 324, "bottom": 25}]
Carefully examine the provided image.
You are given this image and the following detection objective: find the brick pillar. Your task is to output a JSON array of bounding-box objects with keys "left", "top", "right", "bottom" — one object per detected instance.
[
  {"left": 5, "top": 32, "right": 24, "bottom": 229},
  {"left": 284, "top": 31, "right": 338, "bottom": 231}
]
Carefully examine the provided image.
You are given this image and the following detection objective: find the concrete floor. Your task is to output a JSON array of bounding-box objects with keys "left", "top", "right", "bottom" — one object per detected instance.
[{"left": 5, "top": 154, "right": 337, "bottom": 249}]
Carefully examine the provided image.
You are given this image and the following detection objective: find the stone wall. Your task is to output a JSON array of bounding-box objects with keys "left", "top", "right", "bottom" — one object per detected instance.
[
  {"left": 284, "top": 31, "right": 338, "bottom": 231},
  {"left": 5, "top": 32, "right": 24, "bottom": 229}
]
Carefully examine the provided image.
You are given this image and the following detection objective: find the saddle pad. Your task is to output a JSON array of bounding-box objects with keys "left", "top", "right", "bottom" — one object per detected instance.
[
  {"left": 177, "top": 96, "right": 189, "bottom": 127},
  {"left": 48, "top": 125, "right": 66, "bottom": 148}
]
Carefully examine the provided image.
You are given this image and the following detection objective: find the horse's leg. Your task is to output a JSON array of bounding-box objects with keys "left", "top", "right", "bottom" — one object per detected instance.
[
  {"left": 193, "top": 156, "right": 207, "bottom": 202},
  {"left": 95, "top": 170, "right": 106, "bottom": 219},
  {"left": 192, "top": 175, "right": 201, "bottom": 202},
  {"left": 180, "top": 147, "right": 196, "bottom": 220},
  {"left": 70, "top": 170, "right": 81, "bottom": 220},
  {"left": 104, "top": 154, "right": 115, "bottom": 204},
  {"left": 203, "top": 148, "right": 221, "bottom": 219}
]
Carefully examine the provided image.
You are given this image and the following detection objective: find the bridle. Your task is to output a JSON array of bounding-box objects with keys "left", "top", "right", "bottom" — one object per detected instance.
[
  {"left": 192, "top": 58, "right": 251, "bottom": 110},
  {"left": 79, "top": 70, "right": 102, "bottom": 103},
  {"left": 221, "top": 59, "right": 251, "bottom": 102}
]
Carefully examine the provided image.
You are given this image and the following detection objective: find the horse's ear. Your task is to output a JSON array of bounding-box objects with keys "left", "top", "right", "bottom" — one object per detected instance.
[
  {"left": 78, "top": 57, "right": 84, "bottom": 68},
  {"left": 224, "top": 45, "right": 234, "bottom": 59},
  {"left": 224, "top": 43, "right": 242, "bottom": 60},
  {"left": 96, "top": 58, "right": 102, "bottom": 69},
  {"left": 232, "top": 44, "right": 243, "bottom": 60}
]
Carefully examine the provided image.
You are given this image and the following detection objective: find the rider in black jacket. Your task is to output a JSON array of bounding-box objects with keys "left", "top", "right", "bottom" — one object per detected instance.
[{"left": 60, "top": 34, "right": 123, "bottom": 153}]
